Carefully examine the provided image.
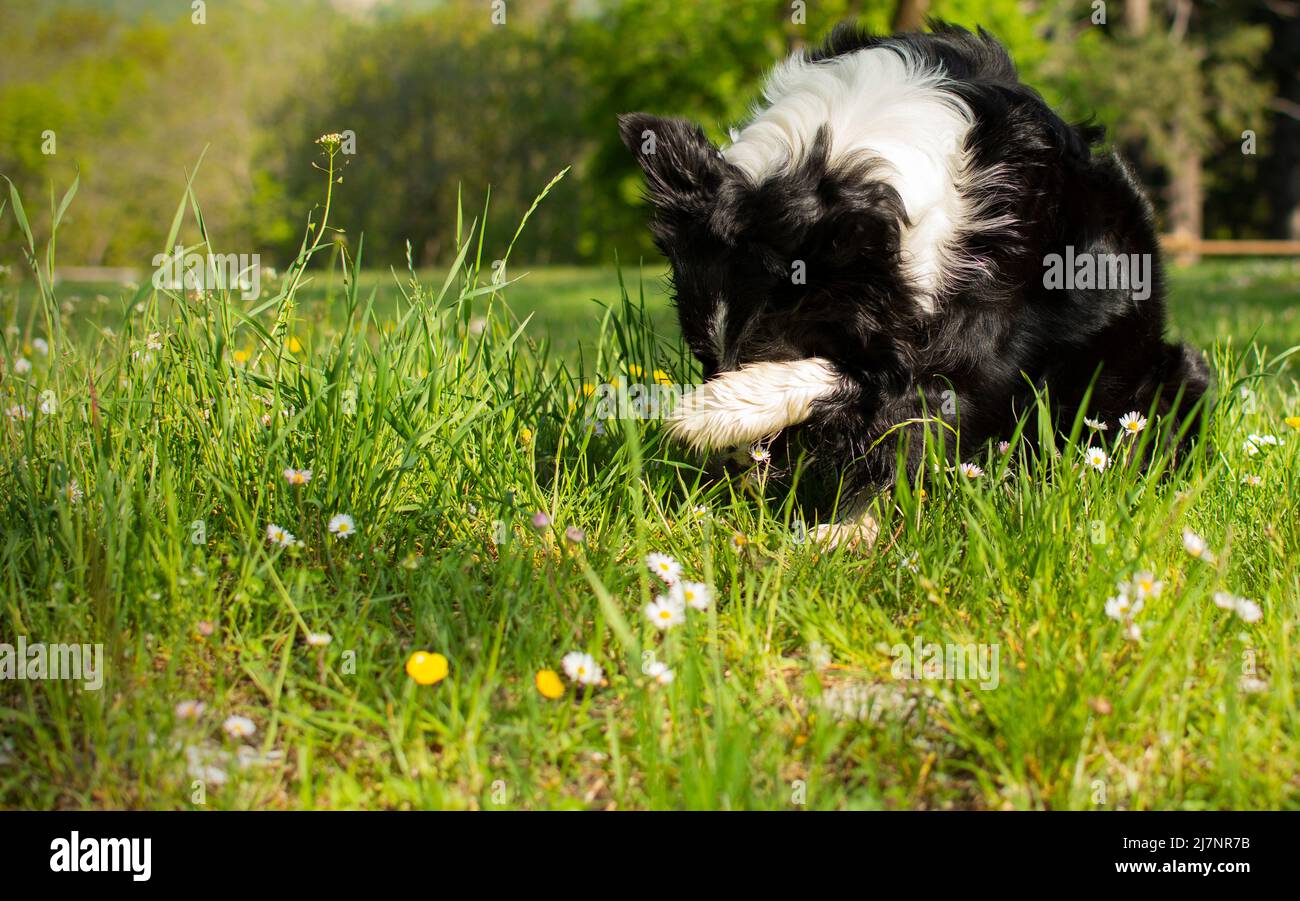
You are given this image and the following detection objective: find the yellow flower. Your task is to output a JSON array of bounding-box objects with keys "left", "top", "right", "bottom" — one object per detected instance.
[
  {"left": 627, "top": 364, "right": 644, "bottom": 379},
  {"left": 233, "top": 347, "right": 251, "bottom": 364},
  {"left": 286, "top": 336, "right": 303, "bottom": 354},
  {"left": 653, "top": 369, "right": 673, "bottom": 385},
  {"left": 519, "top": 427, "right": 533, "bottom": 446},
  {"left": 406, "top": 651, "right": 449, "bottom": 685},
  {"left": 581, "top": 383, "right": 597, "bottom": 397},
  {"left": 1285, "top": 416, "right": 1300, "bottom": 431},
  {"left": 535, "top": 669, "right": 565, "bottom": 699}
]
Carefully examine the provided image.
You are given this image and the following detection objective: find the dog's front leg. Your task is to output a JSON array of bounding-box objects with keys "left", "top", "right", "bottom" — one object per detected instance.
[{"left": 812, "top": 494, "right": 880, "bottom": 551}]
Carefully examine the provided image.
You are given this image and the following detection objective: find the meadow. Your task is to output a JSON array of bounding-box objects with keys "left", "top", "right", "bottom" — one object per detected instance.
[{"left": 1, "top": 156, "right": 1298, "bottom": 810}]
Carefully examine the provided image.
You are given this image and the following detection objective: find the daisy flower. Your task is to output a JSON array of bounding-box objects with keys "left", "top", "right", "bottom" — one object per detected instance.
[
  {"left": 1181, "top": 528, "right": 1214, "bottom": 563},
  {"left": 645, "top": 552, "right": 682, "bottom": 584},
  {"left": 729, "top": 533, "right": 748, "bottom": 551},
  {"left": 531, "top": 511, "right": 551, "bottom": 529},
  {"left": 1243, "top": 433, "right": 1279, "bottom": 456},
  {"left": 174, "top": 700, "right": 206, "bottom": 720},
  {"left": 328, "top": 513, "right": 355, "bottom": 538},
  {"left": 1233, "top": 597, "right": 1263, "bottom": 624},
  {"left": 673, "top": 580, "right": 713, "bottom": 611},
  {"left": 1104, "top": 593, "right": 1142, "bottom": 621},
  {"left": 1084, "top": 446, "right": 1108, "bottom": 471},
  {"left": 222, "top": 715, "right": 256, "bottom": 739},
  {"left": 265, "top": 523, "right": 293, "bottom": 547},
  {"left": 1127, "top": 571, "right": 1163, "bottom": 601},
  {"left": 32, "top": 337, "right": 49, "bottom": 355},
  {"left": 645, "top": 595, "right": 686, "bottom": 631},
  {"left": 1084, "top": 416, "right": 1109, "bottom": 431},
  {"left": 645, "top": 660, "right": 675, "bottom": 684},
  {"left": 957, "top": 462, "right": 983, "bottom": 479},
  {"left": 561, "top": 651, "right": 602, "bottom": 686},
  {"left": 997, "top": 440, "right": 1011, "bottom": 454},
  {"left": 1241, "top": 473, "right": 1262, "bottom": 487},
  {"left": 749, "top": 445, "right": 772, "bottom": 464},
  {"left": 283, "top": 467, "right": 312, "bottom": 486},
  {"left": 64, "top": 480, "right": 83, "bottom": 505},
  {"left": 1123, "top": 621, "right": 1142, "bottom": 643},
  {"left": 13, "top": 357, "right": 31, "bottom": 375},
  {"left": 1118, "top": 412, "right": 1147, "bottom": 436},
  {"left": 898, "top": 551, "right": 920, "bottom": 574},
  {"left": 564, "top": 525, "right": 586, "bottom": 544}
]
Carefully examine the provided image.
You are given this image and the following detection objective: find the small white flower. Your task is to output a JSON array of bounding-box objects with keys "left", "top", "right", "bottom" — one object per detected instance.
[
  {"left": 645, "top": 660, "right": 675, "bottom": 684},
  {"left": 222, "top": 715, "right": 256, "bottom": 739},
  {"left": 1128, "top": 571, "right": 1163, "bottom": 601},
  {"left": 645, "top": 552, "right": 681, "bottom": 584},
  {"left": 146, "top": 332, "right": 164, "bottom": 351},
  {"left": 1084, "top": 446, "right": 1108, "bottom": 471},
  {"left": 1084, "top": 416, "right": 1109, "bottom": 431},
  {"left": 957, "top": 462, "right": 983, "bottom": 479},
  {"left": 265, "top": 523, "right": 294, "bottom": 547},
  {"left": 1118, "top": 412, "right": 1147, "bottom": 435},
  {"left": 32, "top": 337, "right": 49, "bottom": 355},
  {"left": 283, "top": 467, "right": 312, "bottom": 486},
  {"left": 13, "top": 357, "right": 31, "bottom": 375},
  {"left": 1213, "top": 591, "right": 1237, "bottom": 610},
  {"left": 5, "top": 404, "right": 30, "bottom": 421},
  {"left": 1238, "top": 675, "right": 1268, "bottom": 694},
  {"left": 692, "top": 504, "right": 708, "bottom": 519},
  {"left": 749, "top": 445, "right": 771, "bottom": 464},
  {"left": 174, "top": 700, "right": 206, "bottom": 719},
  {"left": 898, "top": 551, "right": 919, "bottom": 574},
  {"left": 997, "top": 440, "right": 1011, "bottom": 454},
  {"left": 1243, "top": 433, "right": 1279, "bottom": 456},
  {"left": 561, "top": 651, "right": 602, "bottom": 685},
  {"left": 1123, "top": 621, "right": 1142, "bottom": 642},
  {"left": 1105, "top": 593, "right": 1134, "bottom": 621},
  {"left": 305, "top": 632, "right": 332, "bottom": 647},
  {"left": 1181, "top": 528, "right": 1214, "bottom": 563},
  {"left": 672, "top": 580, "right": 713, "bottom": 611},
  {"left": 64, "top": 480, "right": 83, "bottom": 505},
  {"left": 1233, "top": 597, "right": 1263, "bottom": 624},
  {"left": 328, "top": 513, "right": 355, "bottom": 538},
  {"left": 1240, "top": 473, "right": 1262, "bottom": 487},
  {"left": 645, "top": 595, "right": 686, "bottom": 630}
]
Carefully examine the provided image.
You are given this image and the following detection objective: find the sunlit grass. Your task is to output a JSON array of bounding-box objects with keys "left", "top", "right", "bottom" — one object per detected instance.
[{"left": 1, "top": 154, "right": 1297, "bottom": 810}]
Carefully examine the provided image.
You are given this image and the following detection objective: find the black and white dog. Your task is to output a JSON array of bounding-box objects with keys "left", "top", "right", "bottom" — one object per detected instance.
[{"left": 619, "top": 22, "right": 1210, "bottom": 547}]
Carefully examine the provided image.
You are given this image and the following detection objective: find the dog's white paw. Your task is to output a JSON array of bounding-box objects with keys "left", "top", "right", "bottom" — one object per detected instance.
[{"left": 812, "top": 513, "right": 880, "bottom": 551}]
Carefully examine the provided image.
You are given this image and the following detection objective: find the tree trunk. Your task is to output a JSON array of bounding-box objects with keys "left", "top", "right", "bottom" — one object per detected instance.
[
  {"left": 1124, "top": 0, "right": 1151, "bottom": 36},
  {"left": 1168, "top": 124, "right": 1203, "bottom": 264},
  {"left": 892, "top": 0, "right": 929, "bottom": 33}
]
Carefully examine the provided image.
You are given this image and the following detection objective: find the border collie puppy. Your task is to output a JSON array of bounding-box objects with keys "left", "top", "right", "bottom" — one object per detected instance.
[{"left": 619, "top": 21, "right": 1210, "bottom": 547}]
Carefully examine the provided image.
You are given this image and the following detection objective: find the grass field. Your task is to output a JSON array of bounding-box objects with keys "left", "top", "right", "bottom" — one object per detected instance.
[{"left": 2, "top": 162, "right": 1299, "bottom": 810}]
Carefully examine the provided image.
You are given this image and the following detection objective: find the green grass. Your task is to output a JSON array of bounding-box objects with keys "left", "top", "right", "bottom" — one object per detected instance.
[{"left": 2, "top": 162, "right": 1298, "bottom": 811}]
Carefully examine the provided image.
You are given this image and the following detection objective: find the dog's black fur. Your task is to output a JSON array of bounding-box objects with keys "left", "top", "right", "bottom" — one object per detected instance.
[{"left": 619, "top": 22, "right": 1211, "bottom": 515}]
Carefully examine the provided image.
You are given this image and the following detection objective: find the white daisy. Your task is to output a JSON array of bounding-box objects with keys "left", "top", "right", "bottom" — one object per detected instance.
[
  {"left": 328, "top": 513, "right": 355, "bottom": 538},
  {"left": 898, "top": 551, "right": 920, "bottom": 574},
  {"left": 749, "top": 445, "right": 772, "bottom": 464},
  {"left": 1084, "top": 446, "right": 1108, "bottom": 471},
  {"left": 265, "top": 523, "right": 294, "bottom": 547},
  {"left": 1241, "top": 474, "right": 1262, "bottom": 487},
  {"left": 1127, "top": 571, "right": 1163, "bottom": 601},
  {"left": 1105, "top": 593, "right": 1137, "bottom": 621},
  {"left": 1181, "top": 528, "right": 1214, "bottom": 563},
  {"left": 174, "top": 700, "right": 206, "bottom": 719},
  {"left": 645, "top": 660, "right": 675, "bottom": 684},
  {"left": 645, "top": 552, "right": 681, "bottom": 584},
  {"left": 671, "top": 580, "right": 712, "bottom": 611},
  {"left": 1243, "top": 433, "right": 1279, "bottom": 456},
  {"left": 13, "top": 357, "right": 31, "bottom": 375},
  {"left": 64, "top": 480, "right": 83, "bottom": 505},
  {"left": 283, "top": 467, "right": 312, "bottom": 486},
  {"left": 561, "top": 651, "right": 602, "bottom": 685},
  {"left": 222, "top": 715, "right": 256, "bottom": 739},
  {"left": 1233, "top": 597, "right": 1263, "bottom": 624},
  {"left": 997, "top": 440, "right": 1011, "bottom": 454},
  {"left": 1213, "top": 591, "right": 1237, "bottom": 610},
  {"left": 1084, "top": 416, "right": 1109, "bottom": 431},
  {"left": 1118, "top": 412, "right": 1147, "bottom": 435},
  {"left": 957, "top": 462, "right": 983, "bottom": 479},
  {"left": 645, "top": 595, "right": 686, "bottom": 631}
]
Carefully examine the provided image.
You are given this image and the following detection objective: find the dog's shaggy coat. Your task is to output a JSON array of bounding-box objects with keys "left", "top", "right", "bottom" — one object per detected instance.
[{"left": 619, "top": 22, "right": 1210, "bottom": 544}]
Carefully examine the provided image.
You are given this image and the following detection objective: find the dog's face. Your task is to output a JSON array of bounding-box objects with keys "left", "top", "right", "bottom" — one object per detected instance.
[
  {"left": 618, "top": 113, "right": 915, "bottom": 380},
  {"left": 618, "top": 113, "right": 917, "bottom": 453}
]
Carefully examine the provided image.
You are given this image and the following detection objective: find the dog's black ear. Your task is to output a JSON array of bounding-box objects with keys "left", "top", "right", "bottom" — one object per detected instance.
[{"left": 618, "top": 113, "right": 727, "bottom": 209}]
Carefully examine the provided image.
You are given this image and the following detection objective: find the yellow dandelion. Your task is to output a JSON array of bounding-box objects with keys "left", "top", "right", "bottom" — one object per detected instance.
[
  {"left": 233, "top": 347, "right": 251, "bottom": 364},
  {"left": 535, "top": 669, "right": 565, "bottom": 700},
  {"left": 581, "top": 383, "right": 597, "bottom": 398},
  {"left": 286, "top": 336, "right": 303, "bottom": 354},
  {"left": 1285, "top": 416, "right": 1300, "bottom": 431},
  {"left": 627, "top": 364, "right": 644, "bottom": 379},
  {"left": 519, "top": 427, "right": 533, "bottom": 446},
  {"left": 405, "top": 651, "right": 449, "bottom": 686},
  {"left": 653, "top": 369, "right": 673, "bottom": 385}
]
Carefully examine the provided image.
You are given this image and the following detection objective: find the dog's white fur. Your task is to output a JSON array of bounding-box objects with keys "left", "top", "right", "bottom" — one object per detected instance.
[
  {"left": 668, "top": 358, "right": 844, "bottom": 452},
  {"left": 722, "top": 45, "right": 1008, "bottom": 312}
]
